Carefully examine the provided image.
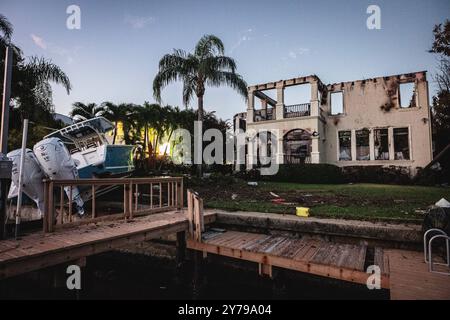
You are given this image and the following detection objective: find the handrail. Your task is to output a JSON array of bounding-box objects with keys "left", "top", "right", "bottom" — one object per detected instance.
[
  {"left": 428, "top": 234, "right": 450, "bottom": 275},
  {"left": 43, "top": 176, "right": 183, "bottom": 233},
  {"left": 423, "top": 228, "right": 447, "bottom": 263},
  {"left": 284, "top": 103, "right": 311, "bottom": 118}
]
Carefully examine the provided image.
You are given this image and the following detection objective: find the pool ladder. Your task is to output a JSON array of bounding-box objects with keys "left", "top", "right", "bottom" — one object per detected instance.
[{"left": 423, "top": 228, "right": 450, "bottom": 276}]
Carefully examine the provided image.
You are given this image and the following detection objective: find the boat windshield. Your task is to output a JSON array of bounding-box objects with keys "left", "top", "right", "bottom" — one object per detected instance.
[{"left": 45, "top": 117, "right": 114, "bottom": 153}]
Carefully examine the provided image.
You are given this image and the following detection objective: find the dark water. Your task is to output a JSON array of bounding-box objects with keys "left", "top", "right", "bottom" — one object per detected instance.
[{"left": 0, "top": 250, "right": 389, "bottom": 300}]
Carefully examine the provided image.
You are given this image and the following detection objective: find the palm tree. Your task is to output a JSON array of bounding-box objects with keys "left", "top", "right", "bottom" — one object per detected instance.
[
  {"left": 153, "top": 34, "right": 248, "bottom": 176},
  {"left": 102, "top": 102, "right": 133, "bottom": 144},
  {"left": 1, "top": 15, "right": 70, "bottom": 122},
  {"left": 70, "top": 102, "right": 105, "bottom": 122}
]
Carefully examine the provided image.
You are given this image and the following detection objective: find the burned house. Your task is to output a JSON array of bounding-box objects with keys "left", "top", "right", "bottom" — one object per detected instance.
[{"left": 234, "top": 71, "right": 433, "bottom": 174}]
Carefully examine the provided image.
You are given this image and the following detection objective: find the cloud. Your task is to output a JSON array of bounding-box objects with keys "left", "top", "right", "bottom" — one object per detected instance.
[
  {"left": 30, "top": 34, "right": 47, "bottom": 49},
  {"left": 229, "top": 28, "right": 253, "bottom": 54},
  {"left": 124, "top": 15, "right": 155, "bottom": 29},
  {"left": 287, "top": 47, "right": 310, "bottom": 59},
  {"left": 30, "top": 33, "right": 78, "bottom": 64}
]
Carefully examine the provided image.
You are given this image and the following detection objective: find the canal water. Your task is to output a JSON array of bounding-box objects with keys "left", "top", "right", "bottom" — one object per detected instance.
[{"left": 0, "top": 249, "right": 389, "bottom": 300}]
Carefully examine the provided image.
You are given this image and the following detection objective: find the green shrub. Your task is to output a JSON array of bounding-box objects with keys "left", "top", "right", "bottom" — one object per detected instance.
[
  {"left": 262, "top": 164, "right": 345, "bottom": 184},
  {"left": 342, "top": 165, "right": 412, "bottom": 185}
]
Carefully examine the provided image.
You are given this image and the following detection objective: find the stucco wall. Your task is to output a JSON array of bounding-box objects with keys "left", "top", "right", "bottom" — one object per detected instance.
[
  {"left": 323, "top": 72, "right": 432, "bottom": 170},
  {"left": 239, "top": 71, "right": 433, "bottom": 172}
]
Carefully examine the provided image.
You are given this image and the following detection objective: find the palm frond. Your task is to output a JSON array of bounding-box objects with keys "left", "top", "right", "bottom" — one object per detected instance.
[
  {"left": 0, "top": 14, "right": 13, "bottom": 42},
  {"left": 194, "top": 34, "right": 224, "bottom": 58},
  {"left": 206, "top": 71, "right": 248, "bottom": 100},
  {"left": 24, "top": 56, "right": 72, "bottom": 94}
]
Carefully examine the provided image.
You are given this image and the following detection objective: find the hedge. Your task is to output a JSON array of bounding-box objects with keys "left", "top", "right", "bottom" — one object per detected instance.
[{"left": 261, "top": 164, "right": 345, "bottom": 184}]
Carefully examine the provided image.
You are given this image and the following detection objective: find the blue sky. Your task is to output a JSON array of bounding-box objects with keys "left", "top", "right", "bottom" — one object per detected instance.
[{"left": 1, "top": 0, "right": 449, "bottom": 120}]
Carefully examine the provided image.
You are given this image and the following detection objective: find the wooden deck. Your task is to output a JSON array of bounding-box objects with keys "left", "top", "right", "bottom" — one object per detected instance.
[
  {"left": 187, "top": 230, "right": 389, "bottom": 288},
  {"left": 187, "top": 230, "right": 450, "bottom": 299},
  {"left": 386, "top": 249, "right": 450, "bottom": 300},
  {"left": 0, "top": 210, "right": 215, "bottom": 280}
]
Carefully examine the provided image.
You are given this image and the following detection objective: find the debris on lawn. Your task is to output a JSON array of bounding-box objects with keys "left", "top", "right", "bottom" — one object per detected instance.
[
  {"left": 296, "top": 207, "right": 310, "bottom": 217},
  {"left": 271, "top": 198, "right": 286, "bottom": 204},
  {"left": 247, "top": 182, "right": 258, "bottom": 187},
  {"left": 435, "top": 198, "right": 450, "bottom": 208},
  {"left": 231, "top": 193, "right": 238, "bottom": 200},
  {"left": 270, "top": 192, "right": 280, "bottom": 198}
]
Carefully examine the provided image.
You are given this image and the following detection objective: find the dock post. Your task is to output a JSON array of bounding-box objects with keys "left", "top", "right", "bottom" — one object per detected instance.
[
  {"left": 192, "top": 250, "right": 205, "bottom": 300},
  {"left": 174, "top": 231, "right": 187, "bottom": 287},
  {"left": 176, "top": 231, "right": 186, "bottom": 268}
]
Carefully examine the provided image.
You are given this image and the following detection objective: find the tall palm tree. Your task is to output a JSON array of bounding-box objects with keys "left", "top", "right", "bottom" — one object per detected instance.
[
  {"left": 153, "top": 34, "right": 248, "bottom": 176},
  {"left": 70, "top": 102, "right": 105, "bottom": 122}
]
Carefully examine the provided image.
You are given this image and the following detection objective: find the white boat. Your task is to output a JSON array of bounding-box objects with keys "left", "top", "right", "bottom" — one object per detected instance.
[{"left": 8, "top": 117, "right": 136, "bottom": 219}]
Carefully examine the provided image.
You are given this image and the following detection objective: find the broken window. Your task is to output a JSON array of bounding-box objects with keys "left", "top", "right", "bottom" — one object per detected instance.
[
  {"left": 394, "top": 127, "right": 410, "bottom": 160},
  {"left": 374, "top": 128, "right": 389, "bottom": 160},
  {"left": 338, "top": 131, "right": 352, "bottom": 161},
  {"left": 399, "top": 83, "right": 416, "bottom": 108},
  {"left": 356, "top": 129, "right": 370, "bottom": 161},
  {"left": 331, "top": 92, "right": 344, "bottom": 115}
]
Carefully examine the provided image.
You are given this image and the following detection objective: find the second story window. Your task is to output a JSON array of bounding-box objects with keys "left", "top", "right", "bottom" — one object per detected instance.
[
  {"left": 331, "top": 92, "right": 344, "bottom": 115},
  {"left": 399, "top": 83, "right": 416, "bottom": 108}
]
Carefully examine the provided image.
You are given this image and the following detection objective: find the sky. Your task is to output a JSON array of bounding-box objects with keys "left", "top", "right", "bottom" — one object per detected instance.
[{"left": 1, "top": 0, "right": 449, "bottom": 121}]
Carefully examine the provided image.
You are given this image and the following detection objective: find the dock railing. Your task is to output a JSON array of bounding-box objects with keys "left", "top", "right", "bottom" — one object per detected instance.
[
  {"left": 43, "top": 177, "right": 183, "bottom": 232},
  {"left": 186, "top": 189, "right": 204, "bottom": 242}
]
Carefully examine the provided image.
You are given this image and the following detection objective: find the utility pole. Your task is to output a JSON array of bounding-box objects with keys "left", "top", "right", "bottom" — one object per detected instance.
[{"left": 0, "top": 46, "right": 13, "bottom": 239}]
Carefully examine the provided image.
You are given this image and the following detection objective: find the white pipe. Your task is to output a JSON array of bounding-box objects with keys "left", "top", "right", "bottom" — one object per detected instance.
[{"left": 15, "top": 119, "right": 29, "bottom": 238}]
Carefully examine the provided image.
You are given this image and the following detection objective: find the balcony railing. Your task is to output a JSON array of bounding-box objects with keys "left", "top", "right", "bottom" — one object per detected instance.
[
  {"left": 254, "top": 108, "right": 274, "bottom": 122},
  {"left": 284, "top": 103, "right": 311, "bottom": 118}
]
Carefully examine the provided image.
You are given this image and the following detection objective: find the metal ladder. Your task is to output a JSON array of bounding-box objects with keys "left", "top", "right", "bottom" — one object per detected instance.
[{"left": 423, "top": 228, "right": 450, "bottom": 275}]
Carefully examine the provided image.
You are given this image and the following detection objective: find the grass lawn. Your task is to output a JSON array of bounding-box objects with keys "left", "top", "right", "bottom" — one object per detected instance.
[{"left": 193, "top": 180, "right": 450, "bottom": 222}]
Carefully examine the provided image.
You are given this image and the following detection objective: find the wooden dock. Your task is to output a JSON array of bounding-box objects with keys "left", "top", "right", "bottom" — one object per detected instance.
[
  {"left": 0, "top": 210, "right": 215, "bottom": 280},
  {"left": 187, "top": 230, "right": 450, "bottom": 299},
  {"left": 1, "top": 183, "right": 449, "bottom": 300}
]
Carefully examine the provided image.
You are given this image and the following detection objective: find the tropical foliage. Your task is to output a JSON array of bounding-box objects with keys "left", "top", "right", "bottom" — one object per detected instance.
[
  {"left": 153, "top": 34, "right": 247, "bottom": 175},
  {"left": 69, "top": 101, "right": 230, "bottom": 170},
  {"left": 430, "top": 19, "right": 450, "bottom": 154},
  {"left": 0, "top": 14, "right": 71, "bottom": 150}
]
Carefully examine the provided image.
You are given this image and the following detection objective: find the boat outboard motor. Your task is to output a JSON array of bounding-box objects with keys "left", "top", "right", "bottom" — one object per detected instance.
[
  {"left": 7, "top": 149, "right": 46, "bottom": 218},
  {"left": 34, "top": 138, "right": 85, "bottom": 216}
]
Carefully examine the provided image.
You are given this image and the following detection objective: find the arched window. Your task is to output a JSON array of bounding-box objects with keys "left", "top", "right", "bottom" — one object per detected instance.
[{"left": 283, "top": 129, "right": 311, "bottom": 164}]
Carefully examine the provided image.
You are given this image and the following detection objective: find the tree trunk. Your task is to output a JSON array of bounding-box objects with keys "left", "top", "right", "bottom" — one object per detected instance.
[
  {"left": 113, "top": 122, "right": 117, "bottom": 144},
  {"left": 197, "top": 95, "right": 204, "bottom": 178}
]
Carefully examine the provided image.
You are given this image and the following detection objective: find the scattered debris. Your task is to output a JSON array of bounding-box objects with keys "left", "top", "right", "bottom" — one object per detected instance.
[
  {"left": 435, "top": 198, "right": 450, "bottom": 208},
  {"left": 231, "top": 193, "right": 238, "bottom": 200},
  {"left": 271, "top": 198, "right": 286, "bottom": 204},
  {"left": 270, "top": 192, "right": 280, "bottom": 198},
  {"left": 296, "top": 207, "right": 310, "bottom": 217},
  {"left": 247, "top": 182, "right": 258, "bottom": 187}
]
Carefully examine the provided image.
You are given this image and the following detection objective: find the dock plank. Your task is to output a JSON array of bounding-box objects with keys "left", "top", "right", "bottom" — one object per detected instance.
[{"left": 387, "top": 249, "right": 450, "bottom": 300}]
